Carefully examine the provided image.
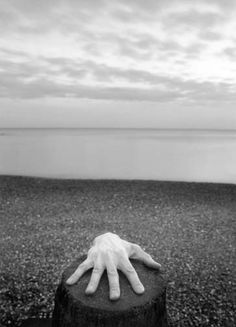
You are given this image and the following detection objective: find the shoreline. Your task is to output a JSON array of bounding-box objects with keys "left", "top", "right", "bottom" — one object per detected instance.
[{"left": 1, "top": 174, "right": 236, "bottom": 185}]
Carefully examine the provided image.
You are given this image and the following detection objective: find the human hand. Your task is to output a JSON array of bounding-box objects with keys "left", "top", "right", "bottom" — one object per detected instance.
[{"left": 66, "top": 232, "right": 161, "bottom": 300}]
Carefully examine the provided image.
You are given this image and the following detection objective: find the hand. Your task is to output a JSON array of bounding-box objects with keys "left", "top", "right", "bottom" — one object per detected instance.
[{"left": 66, "top": 232, "right": 161, "bottom": 301}]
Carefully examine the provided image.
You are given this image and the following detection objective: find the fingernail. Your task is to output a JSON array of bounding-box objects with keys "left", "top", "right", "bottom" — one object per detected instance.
[
  {"left": 85, "top": 287, "right": 94, "bottom": 294},
  {"left": 136, "top": 285, "right": 145, "bottom": 294},
  {"left": 110, "top": 292, "right": 120, "bottom": 301},
  {"left": 151, "top": 260, "right": 161, "bottom": 269}
]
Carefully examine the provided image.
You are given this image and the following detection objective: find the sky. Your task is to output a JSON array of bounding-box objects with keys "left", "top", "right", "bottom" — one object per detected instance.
[{"left": 0, "top": 0, "right": 236, "bottom": 128}]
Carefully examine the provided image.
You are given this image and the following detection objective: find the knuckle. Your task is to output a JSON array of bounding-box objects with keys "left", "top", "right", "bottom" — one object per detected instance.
[
  {"left": 88, "top": 248, "right": 97, "bottom": 259},
  {"left": 104, "top": 248, "right": 113, "bottom": 256},
  {"left": 107, "top": 269, "right": 117, "bottom": 277},
  {"left": 134, "top": 244, "right": 141, "bottom": 250},
  {"left": 93, "top": 267, "right": 101, "bottom": 274},
  {"left": 117, "top": 249, "right": 126, "bottom": 259},
  {"left": 89, "top": 281, "right": 95, "bottom": 287},
  {"left": 134, "top": 281, "right": 142, "bottom": 288},
  {"left": 99, "top": 247, "right": 111, "bottom": 258},
  {"left": 79, "top": 262, "right": 87, "bottom": 269},
  {"left": 110, "top": 285, "right": 118, "bottom": 292},
  {"left": 133, "top": 244, "right": 142, "bottom": 254},
  {"left": 129, "top": 243, "right": 139, "bottom": 255},
  {"left": 125, "top": 266, "right": 135, "bottom": 274}
]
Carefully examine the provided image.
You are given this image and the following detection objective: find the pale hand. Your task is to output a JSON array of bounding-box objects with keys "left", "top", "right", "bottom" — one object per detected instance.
[{"left": 66, "top": 232, "right": 161, "bottom": 300}]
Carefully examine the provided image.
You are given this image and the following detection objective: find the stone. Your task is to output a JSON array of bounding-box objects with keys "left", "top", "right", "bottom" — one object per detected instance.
[{"left": 52, "top": 255, "right": 168, "bottom": 327}]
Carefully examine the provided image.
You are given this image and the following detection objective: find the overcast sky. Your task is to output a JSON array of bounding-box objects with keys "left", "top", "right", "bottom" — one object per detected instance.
[{"left": 0, "top": 0, "right": 236, "bottom": 128}]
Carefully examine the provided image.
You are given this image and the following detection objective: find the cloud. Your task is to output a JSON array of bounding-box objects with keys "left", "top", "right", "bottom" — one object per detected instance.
[
  {"left": 0, "top": 53, "right": 235, "bottom": 105},
  {"left": 198, "top": 31, "right": 222, "bottom": 41},
  {"left": 0, "top": 0, "right": 236, "bottom": 105},
  {"left": 224, "top": 47, "right": 236, "bottom": 59},
  {"left": 117, "top": 0, "right": 236, "bottom": 14},
  {"left": 165, "top": 10, "right": 224, "bottom": 30}
]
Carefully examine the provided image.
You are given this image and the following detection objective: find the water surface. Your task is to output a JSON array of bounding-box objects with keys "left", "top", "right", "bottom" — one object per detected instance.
[{"left": 0, "top": 128, "right": 235, "bottom": 183}]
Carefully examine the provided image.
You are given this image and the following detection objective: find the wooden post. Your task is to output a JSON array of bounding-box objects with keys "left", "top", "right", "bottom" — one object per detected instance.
[{"left": 52, "top": 255, "right": 168, "bottom": 327}]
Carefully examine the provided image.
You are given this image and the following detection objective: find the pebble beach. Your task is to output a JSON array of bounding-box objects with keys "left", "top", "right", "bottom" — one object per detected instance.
[{"left": 0, "top": 176, "right": 235, "bottom": 326}]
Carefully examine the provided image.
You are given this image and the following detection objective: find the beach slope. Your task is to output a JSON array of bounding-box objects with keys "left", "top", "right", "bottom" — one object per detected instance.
[{"left": 0, "top": 176, "right": 235, "bottom": 326}]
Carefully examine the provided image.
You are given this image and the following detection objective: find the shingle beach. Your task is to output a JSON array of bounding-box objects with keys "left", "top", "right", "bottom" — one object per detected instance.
[{"left": 0, "top": 176, "right": 235, "bottom": 326}]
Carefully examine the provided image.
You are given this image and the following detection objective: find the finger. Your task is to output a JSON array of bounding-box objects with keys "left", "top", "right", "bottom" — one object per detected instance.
[
  {"left": 85, "top": 262, "right": 104, "bottom": 294},
  {"left": 131, "top": 244, "right": 161, "bottom": 269},
  {"left": 119, "top": 258, "right": 144, "bottom": 294},
  {"left": 106, "top": 262, "right": 120, "bottom": 301},
  {"left": 66, "top": 258, "right": 93, "bottom": 285}
]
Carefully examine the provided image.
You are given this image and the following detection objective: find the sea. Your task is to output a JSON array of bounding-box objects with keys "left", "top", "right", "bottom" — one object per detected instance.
[{"left": 0, "top": 128, "right": 236, "bottom": 183}]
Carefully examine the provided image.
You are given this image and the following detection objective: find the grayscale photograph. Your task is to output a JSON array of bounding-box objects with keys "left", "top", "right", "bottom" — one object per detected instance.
[{"left": 0, "top": 1, "right": 235, "bottom": 326}]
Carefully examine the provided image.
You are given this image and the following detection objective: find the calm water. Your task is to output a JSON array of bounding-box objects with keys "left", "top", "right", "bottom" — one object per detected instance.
[{"left": 0, "top": 128, "right": 236, "bottom": 183}]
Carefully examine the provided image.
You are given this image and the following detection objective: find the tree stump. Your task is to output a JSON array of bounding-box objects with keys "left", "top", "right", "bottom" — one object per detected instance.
[{"left": 52, "top": 255, "right": 168, "bottom": 327}]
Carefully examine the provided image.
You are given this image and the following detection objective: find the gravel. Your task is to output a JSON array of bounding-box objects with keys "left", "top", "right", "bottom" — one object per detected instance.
[{"left": 0, "top": 176, "right": 235, "bottom": 327}]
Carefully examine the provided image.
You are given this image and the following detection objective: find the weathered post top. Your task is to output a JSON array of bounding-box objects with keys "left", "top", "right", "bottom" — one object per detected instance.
[{"left": 52, "top": 255, "right": 168, "bottom": 327}]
